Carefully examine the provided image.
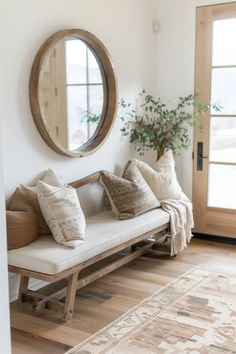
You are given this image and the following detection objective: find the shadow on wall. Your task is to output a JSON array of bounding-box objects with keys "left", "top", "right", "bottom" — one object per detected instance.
[{"left": 76, "top": 162, "right": 125, "bottom": 217}]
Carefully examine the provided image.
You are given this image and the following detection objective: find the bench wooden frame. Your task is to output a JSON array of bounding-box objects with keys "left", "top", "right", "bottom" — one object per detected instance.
[{"left": 9, "top": 172, "right": 170, "bottom": 321}]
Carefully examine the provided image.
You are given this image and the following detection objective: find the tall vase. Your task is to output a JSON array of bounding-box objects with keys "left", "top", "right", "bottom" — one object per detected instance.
[{"left": 156, "top": 148, "right": 165, "bottom": 161}]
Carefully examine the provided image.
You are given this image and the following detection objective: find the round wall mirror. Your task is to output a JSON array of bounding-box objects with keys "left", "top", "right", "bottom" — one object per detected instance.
[{"left": 30, "top": 29, "right": 117, "bottom": 157}]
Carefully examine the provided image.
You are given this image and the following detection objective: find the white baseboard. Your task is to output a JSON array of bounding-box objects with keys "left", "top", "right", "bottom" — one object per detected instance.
[{"left": 9, "top": 274, "right": 48, "bottom": 302}]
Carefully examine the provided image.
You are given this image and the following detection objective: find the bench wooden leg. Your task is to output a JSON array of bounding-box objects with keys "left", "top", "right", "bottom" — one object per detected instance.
[
  {"left": 62, "top": 272, "right": 79, "bottom": 321},
  {"left": 18, "top": 276, "right": 29, "bottom": 305}
]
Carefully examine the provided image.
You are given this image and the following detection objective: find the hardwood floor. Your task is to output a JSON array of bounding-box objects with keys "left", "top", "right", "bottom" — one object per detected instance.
[{"left": 10, "top": 239, "right": 236, "bottom": 354}]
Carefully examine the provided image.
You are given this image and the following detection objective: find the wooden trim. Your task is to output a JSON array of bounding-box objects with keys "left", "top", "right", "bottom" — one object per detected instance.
[
  {"left": 11, "top": 224, "right": 169, "bottom": 321},
  {"left": 18, "top": 276, "right": 29, "bottom": 305},
  {"left": 76, "top": 239, "right": 159, "bottom": 288},
  {"left": 209, "top": 161, "right": 236, "bottom": 167},
  {"left": 70, "top": 171, "right": 101, "bottom": 189},
  {"left": 211, "top": 114, "right": 236, "bottom": 118},
  {"left": 63, "top": 272, "right": 79, "bottom": 321},
  {"left": 26, "top": 290, "right": 65, "bottom": 310},
  {"left": 193, "top": 6, "right": 213, "bottom": 233},
  {"left": 29, "top": 29, "right": 117, "bottom": 158},
  {"left": 193, "top": 3, "right": 236, "bottom": 238},
  {"left": 206, "top": 206, "right": 236, "bottom": 214},
  {"left": 212, "top": 65, "right": 236, "bottom": 69},
  {"left": 212, "top": 2, "right": 236, "bottom": 20},
  {"left": 31, "top": 238, "right": 162, "bottom": 312},
  {"left": 17, "top": 234, "right": 170, "bottom": 321}
]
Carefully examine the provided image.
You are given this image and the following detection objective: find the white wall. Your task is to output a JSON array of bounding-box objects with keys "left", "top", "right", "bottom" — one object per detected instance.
[
  {"left": 2, "top": 0, "right": 157, "bottom": 198},
  {"left": 0, "top": 0, "right": 157, "bottom": 300},
  {"left": 154, "top": 0, "right": 236, "bottom": 197},
  {"left": 0, "top": 132, "right": 11, "bottom": 352}
]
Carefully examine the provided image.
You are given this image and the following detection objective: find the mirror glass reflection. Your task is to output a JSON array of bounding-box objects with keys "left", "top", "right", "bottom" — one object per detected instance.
[{"left": 39, "top": 37, "right": 105, "bottom": 151}]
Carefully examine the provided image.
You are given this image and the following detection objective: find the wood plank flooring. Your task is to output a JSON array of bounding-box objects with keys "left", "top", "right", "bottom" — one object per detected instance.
[{"left": 10, "top": 239, "right": 236, "bottom": 354}]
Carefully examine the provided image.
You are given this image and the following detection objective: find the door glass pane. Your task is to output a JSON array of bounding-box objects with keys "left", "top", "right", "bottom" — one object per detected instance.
[
  {"left": 66, "top": 39, "right": 87, "bottom": 84},
  {"left": 210, "top": 117, "right": 236, "bottom": 163},
  {"left": 88, "top": 85, "right": 104, "bottom": 137},
  {"left": 67, "top": 86, "right": 88, "bottom": 150},
  {"left": 212, "top": 19, "right": 236, "bottom": 66},
  {"left": 208, "top": 164, "right": 236, "bottom": 210},
  {"left": 211, "top": 68, "right": 236, "bottom": 114},
  {"left": 88, "top": 48, "right": 102, "bottom": 84}
]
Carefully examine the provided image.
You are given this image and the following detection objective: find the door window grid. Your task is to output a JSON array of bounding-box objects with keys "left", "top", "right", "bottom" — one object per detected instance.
[{"left": 208, "top": 19, "right": 236, "bottom": 209}]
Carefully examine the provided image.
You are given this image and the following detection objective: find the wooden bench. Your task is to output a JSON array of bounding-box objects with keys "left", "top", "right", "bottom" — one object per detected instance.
[{"left": 8, "top": 172, "right": 170, "bottom": 321}]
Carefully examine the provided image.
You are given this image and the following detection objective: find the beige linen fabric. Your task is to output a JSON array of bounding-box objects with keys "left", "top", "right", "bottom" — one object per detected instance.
[
  {"left": 161, "top": 199, "right": 194, "bottom": 256},
  {"left": 8, "top": 209, "right": 169, "bottom": 274},
  {"left": 132, "top": 150, "right": 182, "bottom": 200},
  {"left": 100, "top": 161, "right": 160, "bottom": 220},
  {"left": 37, "top": 181, "right": 86, "bottom": 248},
  {"left": 133, "top": 151, "right": 194, "bottom": 255},
  {"left": 8, "top": 169, "right": 66, "bottom": 236}
]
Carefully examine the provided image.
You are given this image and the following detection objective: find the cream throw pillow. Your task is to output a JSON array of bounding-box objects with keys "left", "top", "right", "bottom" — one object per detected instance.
[
  {"left": 132, "top": 150, "right": 183, "bottom": 201},
  {"left": 37, "top": 181, "right": 86, "bottom": 248}
]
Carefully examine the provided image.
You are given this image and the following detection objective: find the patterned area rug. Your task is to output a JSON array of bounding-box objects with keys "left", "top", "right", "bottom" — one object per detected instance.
[{"left": 66, "top": 267, "right": 236, "bottom": 353}]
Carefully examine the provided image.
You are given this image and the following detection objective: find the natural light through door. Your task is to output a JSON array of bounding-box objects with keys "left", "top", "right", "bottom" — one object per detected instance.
[
  {"left": 193, "top": 3, "right": 236, "bottom": 238},
  {"left": 208, "top": 19, "right": 236, "bottom": 210}
]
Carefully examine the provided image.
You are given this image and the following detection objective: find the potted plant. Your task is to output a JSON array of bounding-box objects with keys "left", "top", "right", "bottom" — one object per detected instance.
[{"left": 119, "top": 91, "right": 220, "bottom": 160}]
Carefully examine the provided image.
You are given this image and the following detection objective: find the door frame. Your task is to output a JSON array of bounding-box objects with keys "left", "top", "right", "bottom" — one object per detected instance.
[{"left": 193, "top": 3, "right": 236, "bottom": 238}]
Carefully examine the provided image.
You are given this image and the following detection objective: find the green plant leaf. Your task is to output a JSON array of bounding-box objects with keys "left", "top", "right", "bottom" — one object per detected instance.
[{"left": 119, "top": 91, "right": 217, "bottom": 156}]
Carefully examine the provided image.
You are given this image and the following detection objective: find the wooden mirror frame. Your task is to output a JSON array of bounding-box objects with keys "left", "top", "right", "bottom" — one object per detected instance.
[{"left": 29, "top": 29, "right": 117, "bottom": 157}]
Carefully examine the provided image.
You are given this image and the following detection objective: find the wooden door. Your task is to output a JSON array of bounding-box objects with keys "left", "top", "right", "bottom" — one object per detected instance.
[{"left": 193, "top": 3, "right": 236, "bottom": 238}]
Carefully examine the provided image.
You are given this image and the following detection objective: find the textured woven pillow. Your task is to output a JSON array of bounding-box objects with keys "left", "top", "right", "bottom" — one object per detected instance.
[
  {"left": 8, "top": 169, "right": 66, "bottom": 236},
  {"left": 132, "top": 150, "right": 182, "bottom": 201},
  {"left": 6, "top": 210, "right": 38, "bottom": 250},
  {"left": 37, "top": 181, "right": 86, "bottom": 248},
  {"left": 100, "top": 161, "right": 160, "bottom": 220}
]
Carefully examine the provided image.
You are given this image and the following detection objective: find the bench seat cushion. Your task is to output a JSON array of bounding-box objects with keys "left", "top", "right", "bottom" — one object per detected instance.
[{"left": 8, "top": 209, "right": 169, "bottom": 275}]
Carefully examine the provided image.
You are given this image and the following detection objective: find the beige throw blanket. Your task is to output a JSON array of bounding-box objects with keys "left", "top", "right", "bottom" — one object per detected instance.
[{"left": 161, "top": 198, "right": 194, "bottom": 256}]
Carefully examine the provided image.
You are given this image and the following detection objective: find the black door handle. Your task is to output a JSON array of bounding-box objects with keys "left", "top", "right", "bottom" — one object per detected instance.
[{"left": 197, "top": 142, "right": 208, "bottom": 170}]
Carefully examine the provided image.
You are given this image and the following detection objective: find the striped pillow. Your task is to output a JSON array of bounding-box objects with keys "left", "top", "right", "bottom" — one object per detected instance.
[{"left": 100, "top": 161, "right": 160, "bottom": 220}]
